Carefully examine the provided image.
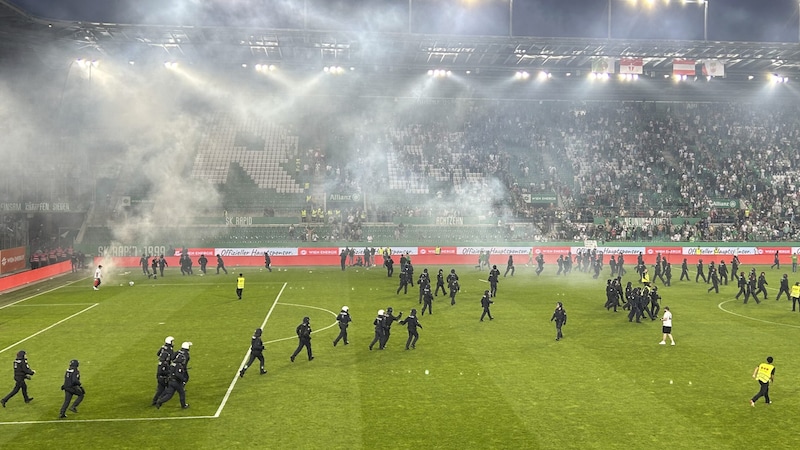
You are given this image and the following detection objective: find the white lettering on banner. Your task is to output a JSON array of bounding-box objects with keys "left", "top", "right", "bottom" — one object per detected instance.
[
  {"left": 1, "top": 255, "right": 26, "bottom": 266},
  {"left": 0, "top": 203, "right": 22, "bottom": 211},
  {"left": 216, "top": 248, "right": 298, "bottom": 257},
  {"left": 458, "top": 247, "right": 530, "bottom": 255},
  {"left": 571, "top": 247, "right": 645, "bottom": 255},
  {"left": 52, "top": 203, "right": 70, "bottom": 211},
  {"left": 681, "top": 247, "right": 758, "bottom": 256},
  {"left": 619, "top": 218, "right": 670, "bottom": 227},
  {"left": 340, "top": 247, "right": 417, "bottom": 256},
  {"left": 97, "top": 245, "right": 167, "bottom": 257},
  {"left": 435, "top": 217, "right": 464, "bottom": 226},
  {"left": 25, "top": 202, "right": 50, "bottom": 211},
  {"left": 299, "top": 249, "right": 340, "bottom": 256},
  {"left": 234, "top": 217, "right": 253, "bottom": 226}
]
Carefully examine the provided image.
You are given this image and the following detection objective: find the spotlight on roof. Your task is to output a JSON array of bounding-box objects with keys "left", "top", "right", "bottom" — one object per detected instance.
[
  {"left": 324, "top": 66, "right": 346, "bottom": 75},
  {"left": 428, "top": 69, "right": 451, "bottom": 78},
  {"left": 747, "top": 75, "right": 754, "bottom": 80},
  {"left": 128, "top": 60, "right": 135, "bottom": 65},
  {"left": 164, "top": 61, "right": 178, "bottom": 69},
  {"left": 514, "top": 71, "right": 530, "bottom": 80},
  {"left": 537, "top": 71, "right": 551, "bottom": 81}
]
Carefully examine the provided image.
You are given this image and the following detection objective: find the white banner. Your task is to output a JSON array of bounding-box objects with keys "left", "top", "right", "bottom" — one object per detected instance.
[
  {"left": 215, "top": 248, "right": 298, "bottom": 257},
  {"left": 681, "top": 246, "right": 758, "bottom": 256},
  {"left": 458, "top": 246, "right": 531, "bottom": 255}
]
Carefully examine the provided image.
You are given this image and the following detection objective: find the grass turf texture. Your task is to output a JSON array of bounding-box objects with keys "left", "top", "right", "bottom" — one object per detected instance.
[{"left": 0, "top": 264, "right": 799, "bottom": 449}]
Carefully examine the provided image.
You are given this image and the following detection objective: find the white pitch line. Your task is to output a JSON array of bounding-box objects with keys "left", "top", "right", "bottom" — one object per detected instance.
[
  {"left": 0, "top": 415, "right": 216, "bottom": 426},
  {"left": 0, "top": 303, "right": 99, "bottom": 355},
  {"left": 717, "top": 299, "right": 800, "bottom": 329},
  {"left": 0, "top": 278, "right": 88, "bottom": 310},
  {"left": 214, "top": 282, "right": 287, "bottom": 419},
  {"left": 8, "top": 303, "right": 96, "bottom": 307},
  {"left": 261, "top": 303, "right": 339, "bottom": 344}
]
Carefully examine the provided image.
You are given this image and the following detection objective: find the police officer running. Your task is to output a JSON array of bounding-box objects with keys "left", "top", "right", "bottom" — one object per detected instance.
[
  {"left": 333, "top": 306, "right": 351, "bottom": 346},
  {"left": 152, "top": 336, "right": 175, "bottom": 405},
  {"left": 290, "top": 317, "right": 313, "bottom": 362},
  {"left": 399, "top": 309, "right": 422, "bottom": 350},
  {"left": 59, "top": 359, "right": 84, "bottom": 418},
  {"left": 240, "top": 328, "right": 267, "bottom": 377},
  {"left": 156, "top": 342, "right": 191, "bottom": 409},
  {"left": 1, "top": 350, "right": 35, "bottom": 407}
]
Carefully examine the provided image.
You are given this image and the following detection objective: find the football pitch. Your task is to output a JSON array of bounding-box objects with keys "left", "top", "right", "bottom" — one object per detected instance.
[{"left": 0, "top": 262, "right": 799, "bottom": 449}]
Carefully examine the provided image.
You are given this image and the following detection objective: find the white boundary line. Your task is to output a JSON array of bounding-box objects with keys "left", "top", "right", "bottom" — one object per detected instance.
[
  {"left": 214, "top": 282, "right": 287, "bottom": 418},
  {"left": 1, "top": 415, "right": 217, "bottom": 425},
  {"left": 8, "top": 304, "right": 96, "bottom": 307},
  {"left": 261, "top": 303, "right": 338, "bottom": 345},
  {"left": 0, "top": 278, "right": 87, "bottom": 310},
  {"left": 717, "top": 299, "right": 800, "bottom": 329},
  {"left": 0, "top": 304, "right": 99, "bottom": 355},
  {"left": 0, "top": 282, "right": 336, "bottom": 425}
]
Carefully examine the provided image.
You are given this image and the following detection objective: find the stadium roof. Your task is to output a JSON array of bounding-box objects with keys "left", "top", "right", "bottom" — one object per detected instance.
[{"left": 3, "top": 0, "right": 800, "bottom": 79}]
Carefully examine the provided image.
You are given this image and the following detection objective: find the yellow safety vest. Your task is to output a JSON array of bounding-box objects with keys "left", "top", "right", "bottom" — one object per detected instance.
[
  {"left": 237, "top": 277, "right": 245, "bottom": 289},
  {"left": 756, "top": 363, "right": 774, "bottom": 383},
  {"left": 792, "top": 285, "right": 800, "bottom": 299}
]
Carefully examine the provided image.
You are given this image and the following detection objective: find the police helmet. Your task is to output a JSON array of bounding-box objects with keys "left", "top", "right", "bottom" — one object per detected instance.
[
  {"left": 254, "top": 328, "right": 262, "bottom": 336},
  {"left": 341, "top": 306, "right": 349, "bottom": 312},
  {"left": 181, "top": 342, "right": 192, "bottom": 350},
  {"left": 16, "top": 350, "right": 26, "bottom": 359},
  {"left": 411, "top": 308, "right": 417, "bottom": 315},
  {"left": 484, "top": 290, "right": 490, "bottom": 295},
  {"left": 450, "top": 269, "right": 455, "bottom": 273},
  {"left": 493, "top": 265, "right": 497, "bottom": 269},
  {"left": 556, "top": 302, "right": 563, "bottom": 308},
  {"left": 302, "top": 316, "right": 310, "bottom": 323},
  {"left": 387, "top": 307, "right": 393, "bottom": 313},
  {"left": 69, "top": 359, "right": 79, "bottom": 368},
  {"left": 165, "top": 336, "right": 174, "bottom": 345},
  {"left": 378, "top": 309, "right": 385, "bottom": 316}
]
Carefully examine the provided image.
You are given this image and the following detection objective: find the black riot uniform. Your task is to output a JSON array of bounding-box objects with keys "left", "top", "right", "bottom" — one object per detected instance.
[
  {"left": 536, "top": 254, "right": 545, "bottom": 276},
  {"left": 1, "top": 350, "right": 35, "bottom": 407},
  {"left": 777, "top": 274, "right": 790, "bottom": 301},
  {"left": 152, "top": 337, "right": 174, "bottom": 405},
  {"left": 435, "top": 269, "right": 447, "bottom": 297},
  {"left": 421, "top": 285, "right": 433, "bottom": 315},
  {"left": 551, "top": 302, "right": 567, "bottom": 341},
  {"left": 198, "top": 254, "right": 208, "bottom": 274},
  {"left": 240, "top": 329, "right": 267, "bottom": 377},
  {"left": 380, "top": 307, "right": 403, "bottom": 349},
  {"left": 447, "top": 269, "right": 460, "bottom": 305},
  {"left": 333, "top": 306, "right": 352, "bottom": 346},
  {"left": 488, "top": 265, "right": 500, "bottom": 297},
  {"left": 399, "top": 309, "right": 422, "bottom": 350},
  {"left": 369, "top": 311, "right": 386, "bottom": 351},
  {"left": 156, "top": 343, "right": 191, "bottom": 409},
  {"left": 396, "top": 268, "right": 410, "bottom": 295},
  {"left": 216, "top": 254, "right": 228, "bottom": 274},
  {"left": 480, "top": 290, "right": 494, "bottom": 321},
  {"left": 418, "top": 269, "right": 430, "bottom": 304},
  {"left": 59, "top": 359, "right": 85, "bottom": 418},
  {"left": 290, "top": 317, "right": 313, "bottom": 362},
  {"left": 504, "top": 255, "right": 515, "bottom": 277}
]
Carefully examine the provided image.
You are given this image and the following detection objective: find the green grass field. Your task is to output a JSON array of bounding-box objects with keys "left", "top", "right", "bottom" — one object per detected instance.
[{"left": 1, "top": 262, "right": 800, "bottom": 449}]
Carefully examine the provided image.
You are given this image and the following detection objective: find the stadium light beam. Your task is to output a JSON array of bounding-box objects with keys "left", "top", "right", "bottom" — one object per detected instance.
[{"left": 610, "top": 0, "right": 707, "bottom": 40}]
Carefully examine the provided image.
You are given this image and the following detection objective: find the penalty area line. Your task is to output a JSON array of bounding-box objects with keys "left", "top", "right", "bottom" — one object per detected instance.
[
  {"left": 717, "top": 299, "right": 800, "bottom": 329},
  {"left": 214, "top": 282, "right": 287, "bottom": 419},
  {"left": 0, "top": 303, "right": 99, "bottom": 355}
]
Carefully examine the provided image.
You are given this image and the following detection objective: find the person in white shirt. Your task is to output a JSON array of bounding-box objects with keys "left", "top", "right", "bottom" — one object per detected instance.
[
  {"left": 93, "top": 265, "right": 103, "bottom": 290},
  {"left": 659, "top": 306, "right": 675, "bottom": 345}
]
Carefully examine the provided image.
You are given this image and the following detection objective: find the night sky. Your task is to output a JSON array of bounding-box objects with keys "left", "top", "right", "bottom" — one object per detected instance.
[{"left": 8, "top": 0, "right": 799, "bottom": 42}]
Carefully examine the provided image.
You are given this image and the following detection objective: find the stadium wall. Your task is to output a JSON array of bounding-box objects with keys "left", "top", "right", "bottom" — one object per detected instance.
[
  {"left": 92, "top": 244, "right": 800, "bottom": 268},
  {"left": 0, "top": 260, "right": 73, "bottom": 293}
]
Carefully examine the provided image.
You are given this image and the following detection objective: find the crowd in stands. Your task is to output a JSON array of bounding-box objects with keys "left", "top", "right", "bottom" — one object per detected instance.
[{"left": 288, "top": 98, "right": 800, "bottom": 242}]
